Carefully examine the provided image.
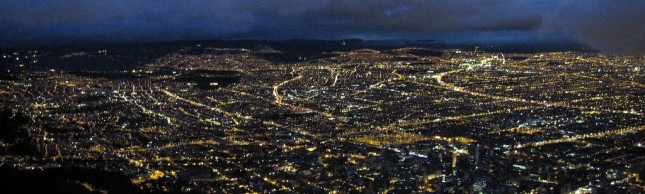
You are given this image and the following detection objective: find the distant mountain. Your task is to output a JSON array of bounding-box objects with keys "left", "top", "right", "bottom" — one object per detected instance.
[
  {"left": 0, "top": 39, "right": 593, "bottom": 72},
  {"left": 2, "top": 38, "right": 591, "bottom": 53}
]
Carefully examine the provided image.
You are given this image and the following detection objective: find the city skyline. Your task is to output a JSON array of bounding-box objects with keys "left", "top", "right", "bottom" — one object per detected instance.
[{"left": 0, "top": 1, "right": 644, "bottom": 193}]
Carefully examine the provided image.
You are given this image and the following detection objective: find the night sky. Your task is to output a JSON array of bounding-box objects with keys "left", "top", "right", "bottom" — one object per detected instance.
[{"left": 1, "top": 0, "right": 643, "bottom": 53}]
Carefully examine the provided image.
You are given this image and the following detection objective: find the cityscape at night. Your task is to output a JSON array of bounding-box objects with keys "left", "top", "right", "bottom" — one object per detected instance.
[{"left": 1, "top": 1, "right": 644, "bottom": 194}]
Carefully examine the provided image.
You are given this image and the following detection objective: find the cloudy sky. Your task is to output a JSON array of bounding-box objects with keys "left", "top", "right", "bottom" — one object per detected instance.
[{"left": 1, "top": 0, "right": 643, "bottom": 53}]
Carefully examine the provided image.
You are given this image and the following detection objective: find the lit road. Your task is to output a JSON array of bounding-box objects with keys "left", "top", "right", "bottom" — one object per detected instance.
[
  {"left": 435, "top": 68, "right": 643, "bottom": 116},
  {"left": 516, "top": 125, "right": 645, "bottom": 148}
]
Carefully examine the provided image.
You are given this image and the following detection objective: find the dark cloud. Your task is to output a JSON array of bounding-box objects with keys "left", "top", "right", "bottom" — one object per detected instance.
[
  {"left": 0, "top": 0, "right": 643, "bottom": 53},
  {"left": 542, "top": 0, "right": 645, "bottom": 54}
]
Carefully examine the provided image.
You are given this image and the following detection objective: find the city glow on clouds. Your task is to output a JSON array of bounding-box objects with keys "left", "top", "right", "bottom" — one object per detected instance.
[{"left": 0, "top": 0, "right": 643, "bottom": 53}]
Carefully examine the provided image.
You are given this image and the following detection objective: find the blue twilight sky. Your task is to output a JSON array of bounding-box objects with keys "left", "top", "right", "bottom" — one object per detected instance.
[{"left": 0, "top": 0, "right": 643, "bottom": 53}]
